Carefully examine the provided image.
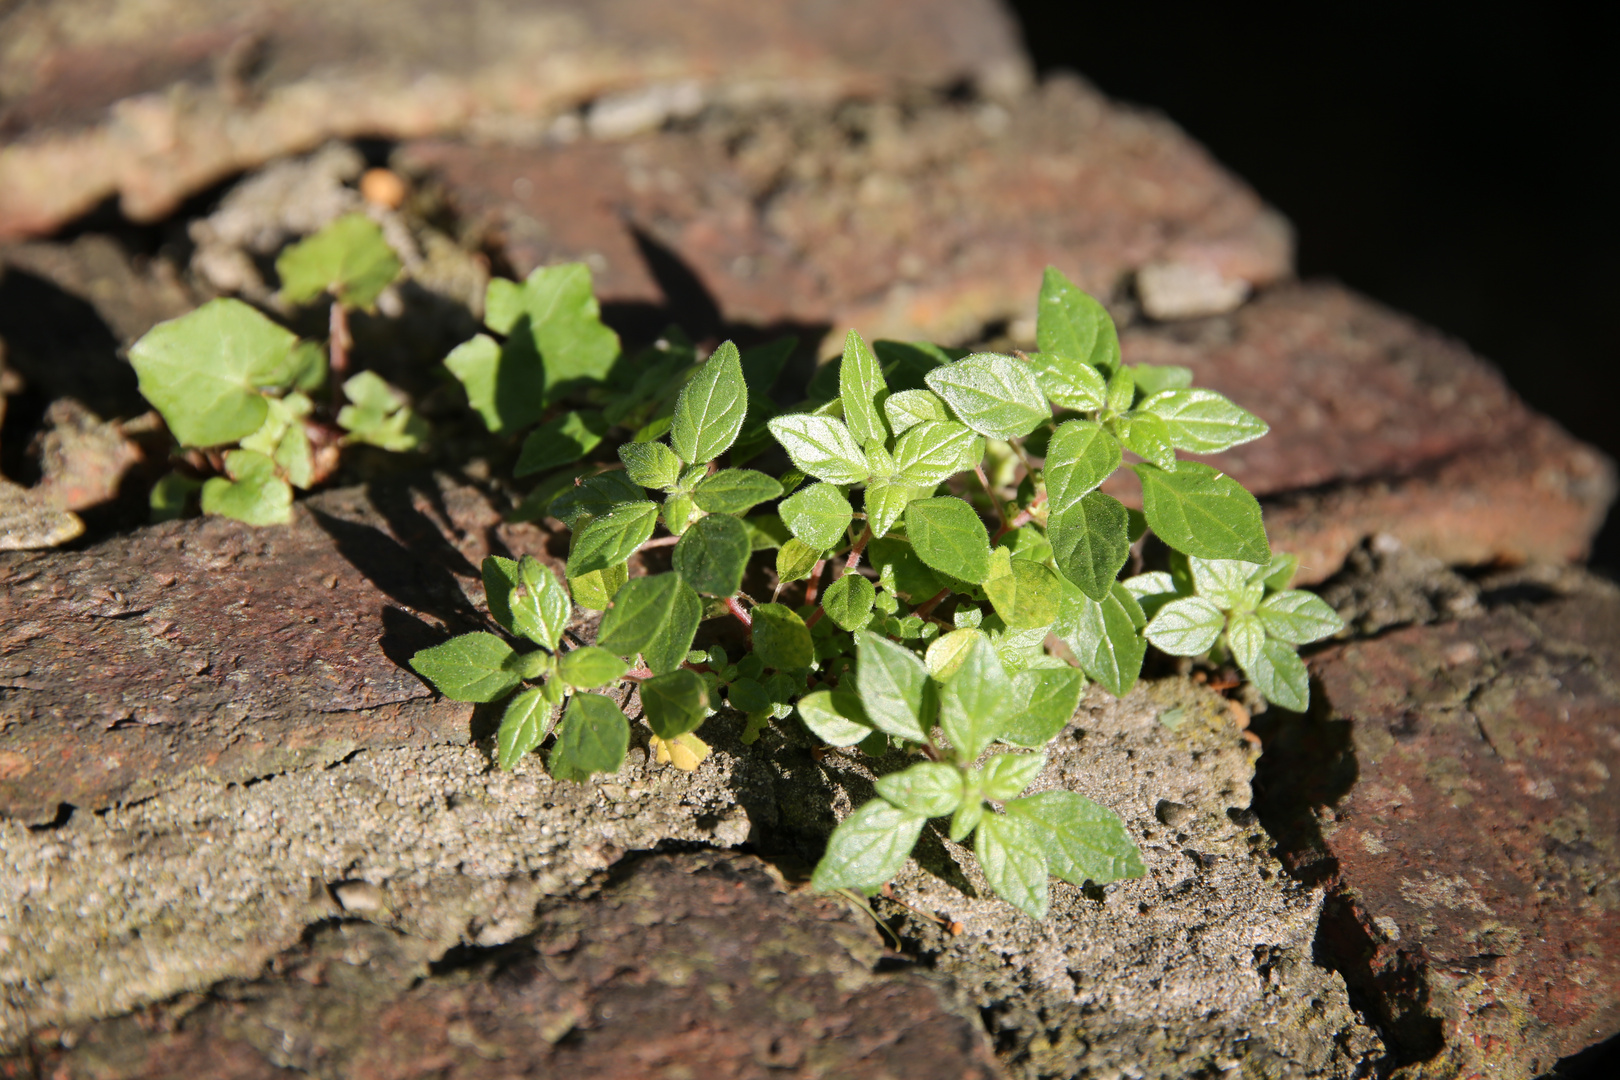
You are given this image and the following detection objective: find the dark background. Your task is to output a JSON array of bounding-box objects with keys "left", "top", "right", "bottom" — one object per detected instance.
[{"left": 1006, "top": 3, "right": 1618, "bottom": 573}]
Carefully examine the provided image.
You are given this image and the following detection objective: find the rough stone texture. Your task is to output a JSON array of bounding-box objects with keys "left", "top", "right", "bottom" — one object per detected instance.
[
  {"left": 397, "top": 74, "right": 1292, "bottom": 348},
  {"left": 8, "top": 853, "right": 1005, "bottom": 1080},
  {"left": 1255, "top": 573, "right": 1620, "bottom": 1078},
  {"left": 0, "top": 477, "right": 576, "bottom": 823},
  {"left": 1113, "top": 285, "right": 1616, "bottom": 583},
  {"left": 0, "top": 0, "right": 1030, "bottom": 238}
]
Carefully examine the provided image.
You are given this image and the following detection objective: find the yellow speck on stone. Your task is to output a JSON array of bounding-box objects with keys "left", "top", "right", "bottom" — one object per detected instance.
[{"left": 650, "top": 732, "right": 710, "bottom": 771}]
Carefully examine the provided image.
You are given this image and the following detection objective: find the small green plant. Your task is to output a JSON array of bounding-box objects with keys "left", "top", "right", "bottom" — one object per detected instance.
[
  {"left": 131, "top": 214, "right": 425, "bottom": 523},
  {"left": 408, "top": 264, "right": 1344, "bottom": 917}
]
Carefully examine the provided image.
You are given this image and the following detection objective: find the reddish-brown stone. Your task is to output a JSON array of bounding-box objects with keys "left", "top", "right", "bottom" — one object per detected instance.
[
  {"left": 0, "top": 0, "right": 1030, "bottom": 238},
  {"left": 9, "top": 852, "right": 1005, "bottom": 1080},
  {"left": 0, "top": 477, "right": 564, "bottom": 823},
  {"left": 1257, "top": 582, "right": 1620, "bottom": 1077}
]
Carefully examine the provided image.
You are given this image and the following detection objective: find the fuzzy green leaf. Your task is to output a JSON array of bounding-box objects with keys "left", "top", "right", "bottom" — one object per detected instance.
[
  {"left": 892, "top": 420, "right": 977, "bottom": 485},
  {"left": 743, "top": 513, "right": 791, "bottom": 550},
  {"left": 839, "top": 329, "right": 889, "bottom": 447},
  {"left": 548, "top": 470, "right": 646, "bottom": 528},
  {"left": 671, "top": 340, "right": 748, "bottom": 464},
  {"left": 1129, "top": 363, "right": 1194, "bottom": 397},
  {"left": 1140, "top": 388, "right": 1269, "bottom": 453},
  {"left": 796, "top": 689, "right": 875, "bottom": 747},
  {"left": 673, "top": 512, "right": 752, "bottom": 596},
  {"left": 1043, "top": 420, "right": 1122, "bottom": 510},
  {"left": 979, "top": 751, "right": 1046, "bottom": 801},
  {"left": 566, "top": 501, "right": 659, "bottom": 577},
  {"left": 1188, "top": 557, "right": 1265, "bottom": 611},
  {"left": 949, "top": 799, "right": 984, "bottom": 842},
  {"left": 883, "top": 388, "right": 951, "bottom": 434},
  {"left": 1257, "top": 590, "right": 1343, "bottom": 644},
  {"left": 1135, "top": 462, "right": 1270, "bottom": 563},
  {"left": 199, "top": 448, "right": 293, "bottom": 525},
  {"left": 776, "top": 538, "right": 823, "bottom": 583},
  {"left": 976, "top": 812, "right": 1049, "bottom": 918},
  {"left": 778, "top": 482, "right": 854, "bottom": 550},
  {"left": 149, "top": 471, "right": 202, "bottom": 522},
  {"left": 1261, "top": 552, "right": 1300, "bottom": 591},
  {"left": 1005, "top": 790, "right": 1144, "bottom": 884},
  {"left": 821, "top": 573, "right": 876, "bottom": 631},
  {"left": 1105, "top": 365, "right": 1136, "bottom": 413},
  {"left": 337, "top": 372, "right": 426, "bottom": 452},
  {"left": 767, "top": 414, "right": 870, "bottom": 484},
  {"left": 1230, "top": 616, "right": 1310, "bottom": 711},
  {"left": 516, "top": 410, "right": 609, "bottom": 477},
  {"left": 925, "top": 353, "right": 1050, "bottom": 440},
  {"left": 275, "top": 213, "right": 400, "bottom": 309},
  {"left": 939, "top": 635, "right": 1012, "bottom": 761},
  {"left": 484, "top": 263, "right": 620, "bottom": 404},
  {"left": 983, "top": 553, "right": 1062, "bottom": 629},
  {"left": 1144, "top": 596, "right": 1227, "bottom": 656},
  {"left": 495, "top": 687, "right": 554, "bottom": 770},
  {"left": 1122, "top": 570, "right": 1181, "bottom": 620},
  {"left": 752, "top": 603, "right": 814, "bottom": 671},
  {"left": 740, "top": 336, "right": 796, "bottom": 392},
  {"left": 509, "top": 555, "right": 572, "bottom": 650},
  {"left": 863, "top": 479, "right": 935, "bottom": 539},
  {"left": 873, "top": 340, "right": 955, "bottom": 392},
  {"left": 549, "top": 692, "right": 629, "bottom": 782},
  {"left": 410, "top": 632, "right": 522, "bottom": 703},
  {"left": 1036, "top": 266, "right": 1120, "bottom": 374},
  {"left": 557, "top": 646, "right": 628, "bottom": 689},
  {"left": 811, "top": 798, "right": 926, "bottom": 894},
  {"left": 619, "top": 441, "right": 683, "bottom": 490},
  {"left": 867, "top": 538, "right": 945, "bottom": 601},
  {"left": 1000, "top": 667, "right": 1085, "bottom": 747},
  {"left": 597, "top": 573, "right": 698, "bottom": 670},
  {"left": 905, "top": 497, "right": 991, "bottom": 584},
  {"left": 444, "top": 333, "right": 544, "bottom": 434},
  {"left": 640, "top": 668, "right": 710, "bottom": 739},
  {"left": 569, "top": 563, "right": 628, "bottom": 612},
  {"left": 1116, "top": 412, "right": 1176, "bottom": 470},
  {"left": 1026, "top": 350, "right": 1108, "bottom": 412},
  {"left": 855, "top": 630, "right": 933, "bottom": 742},
  {"left": 692, "top": 469, "right": 783, "bottom": 515},
  {"left": 1048, "top": 489, "right": 1130, "bottom": 601},
  {"left": 130, "top": 299, "right": 303, "bottom": 448},
  {"left": 876, "top": 762, "right": 966, "bottom": 818},
  {"left": 1057, "top": 581, "right": 1146, "bottom": 699}
]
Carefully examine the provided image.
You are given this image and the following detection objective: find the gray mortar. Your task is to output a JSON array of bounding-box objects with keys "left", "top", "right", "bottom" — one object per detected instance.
[{"left": 2, "top": 673, "right": 1382, "bottom": 1076}]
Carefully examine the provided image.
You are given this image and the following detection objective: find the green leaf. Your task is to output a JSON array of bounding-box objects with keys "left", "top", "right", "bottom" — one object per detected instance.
[
  {"left": 691, "top": 468, "right": 782, "bottom": 515},
  {"left": 672, "top": 512, "right": 752, "bottom": 596},
  {"left": 410, "top": 632, "right": 522, "bottom": 702},
  {"left": 1128, "top": 363, "right": 1193, "bottom": 397},
  {"left": 976, "top": 812, "right": 1049, "bottom": 918},
  {"left": 767, "top": 414, "right": 870, "bottom": 484},
  {"left": 740, "top": 335, "right": 795, "bottom": 392},
  {"left": 130, "top": 299, "right": 302, "bottom": 448},
  {"left": 874, "top": 339, "right": 956, "bottom": 392},
  {"left": 509, "top": 555, "right": 572, "bottom": 650},
  {"left": 640, "top": 668, "right": 710, "bottom": 739},
  {"left": 1048, "top": 489, "right": 1130, "bottom": 601},
  {"left": 949, "top": 798, "right": 984, "bottom": 842},
  {"left": 569, "top": 563, "right": 628, "bottom": 612},
  {"left": 1005, "top": 790, "right": 1144, "bottom": 884},
  {"left": 1122, "top": 570, "right": 1181, "bottom": 620},
  {"left": 1135, "top": 462, "right": 1269, "bottom": 563},
  {"left": 1104, "top": 364, "right": 1136, "bottom": 413},
  {"left": 728, "top": 676, "right": 771, "bottom": 713},
  {"left": 149, "top": 471, "right": 202, "bottom": 522},
  {"left": 1261, "top": 552, "right": 1300, "bottom": 591},
  {"left": 1057, "top": 581, "right": 1146, "bottom": 699},
  {"left": 1000, "top": 667, "right": 1085, "bottom": 747},
  {"left": 1116, "top": 412, "right": 1176, "bottom": 471},
  {"left": 1227, "top": 611, "right": 1266, "bottom": 670},
  {"left": 867, "top": 538, "right": 945, "bottom": 602},
  {"left": 662, "top": 493, "right": 696, "bottom": 535},
  {"left": 495, "top": 687, "right": 555, "bottom": 770},
  {"left": 566, "top": 501, "right": 659, "bottom": 577},
  {"left": 597, "top": 573, "right": 701, "bottom": 673},
  {"left": 671, "top": 340, "right": 748, "bottom": 464},
  {"left": 883, "top": 388, "right": 950, "bottom": 434},
  {"left": 983, "top": 552, "right": 1062, "bottom": 629},
  {"left": 1257, "top": 590, "right": 1343, "bottom": 645},
  {"left": 1188, "top": 557, "right": 1265, "bottom": 611},
  {"left": 892, "top": 420, "right": 977, "bottom": 485},
  {"left": 1247, "top": 638, "right": 1311, "bottom": 712},
  {"left": 337, "top": 372, "right": 427, "bottom": 452},
  {"left": 855, "top": 630, "right": 933, "bottom": 743},
  {"left": 778, "top": 482, "right": 854, "bottom": 550},
  {"left": 925, "top": 352, "right": 1050, "bottom": 440},
  {"left": 289, "top": 340, "right": 328, "bottom": 393},
  {"left": 485, "top": 263, "right": 620, "bottom": 404},
  {"left": 876, "top": 762, "right": 965, "bottom": 817},
  {"left": 821, "top": 573, "right": 876, "bottom": 631},
  {"left": 275, "top": 213, "right": 401, "bottom": 309},
  {"left": 1043, "top": 420, "right": 1122, "bottom": 511},
  {"left": 939, "top": 635, "right": 1012, "bottom": 761},
  {"left": 444, "top": 333, "right": 544, "bottom": 434},
  {"left": 1037, "top": 267, "right": 1120, "bottom": 374},
  {"left": 547, "top": 470, "right": 646, "bottom": 528},
  {"left": 796, "top": 689, "right": 875, "bottom": 747},
  {"left": 811, "top": 798, "right": 926, "bottom": 894},
  {"left": 548, "top": 692, "right": 630, "bottom": 782},
  {"left": 515, "top": 410, "right": 609, "bottom": 477},
  {"left": 978, "top": 752, "right": 1046, "bottom": 801},
  {"left": 926, "top": 628, "right": 984, "bottom": 679},
  {"left": 557, "top": 646, "right": 629, "bottom": 689},
  {"left": 1144, "top": 596, "right": 1227, "bottom": 656},
  {"left": 861, "top": 478, "right": 932, "bottom": 538},
  {"left": 1140, "top": 388, "right": 1269, "bottom": 453},
  {"left": 905, "top": 497, "right": 991, "bottom": 584},
  {"left": 199, "top": 449, "right": 293, "bottom": 525},
  {"left": 742, "top": 513, "right": 791, "bottom": 550},
  {"left": 752, "top": 603, "right": 814, "bottom": 671},
  {"left": 1026, "top": 350, "right": 1108, "bottom": 412},
  {"left": 619, "top": 441, "right": 683, "bottom": 490},
  {"left": 776, "top": 537, "right": 823, "bottom": 583},
  {"left": 838, "top": 329, "right": 889, "bottom": 447}
]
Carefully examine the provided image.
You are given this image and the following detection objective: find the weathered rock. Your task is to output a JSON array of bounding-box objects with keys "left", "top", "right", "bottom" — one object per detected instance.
[
  {"left": 1255, "top": 572, "right": 1620, "bottom": 1078},
  {"left": 397, "top": 73, "right": 1292, "bottom": 346},
  {"left": 1113, "top": 285, "right": 1616, "bottom": 582},
  {"left": 0, "top": 0, "right": 1030, "bottom": 239}
]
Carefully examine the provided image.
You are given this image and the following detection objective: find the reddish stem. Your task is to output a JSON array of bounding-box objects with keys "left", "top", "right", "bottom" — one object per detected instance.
[
  {"left": 725, "top": 596, "right": 753, "bottom": 628},
  {"left": 803, "top": 559, "right": 827, "bottom": 606},
  {"left": 844, "top": 526, "right": 873, "bottom": 574},
  {"left": 913, "top": 587, "right": 951, "bottom": 620},
  {"left": 805, "top": 606, "right": 825, "bottom": 629},
  {"left": 637, "top": 534, "right": 680, "bottom": 551},
  {"left": 992, "top": 491, "right": 1046, "bottom": 543},
  {"left": 329, "top": 300, "right": 351, "bottom": 388}
]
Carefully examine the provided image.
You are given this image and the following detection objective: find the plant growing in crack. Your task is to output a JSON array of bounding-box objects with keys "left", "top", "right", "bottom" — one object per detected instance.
[{"left": 407, "top": 263, "right": 1344, "bottom": 917}]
